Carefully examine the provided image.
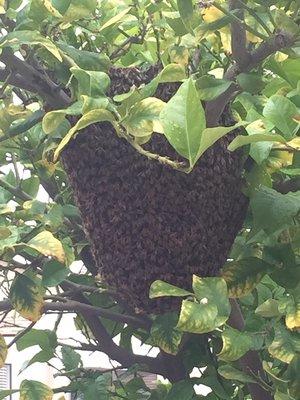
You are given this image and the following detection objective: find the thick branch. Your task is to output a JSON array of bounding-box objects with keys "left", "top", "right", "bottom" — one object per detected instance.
[
  {"left": 228, "top": 299, "right": 273, "bottom": 400},
  {"left": 0, "top": 48, "right": 71, "bottom": 109},
  {"left": 205, "top": 30, "right": 296, "bottom": 126},
  {"left": 229, "top": 0, "right": 250, "bottom": 68}
]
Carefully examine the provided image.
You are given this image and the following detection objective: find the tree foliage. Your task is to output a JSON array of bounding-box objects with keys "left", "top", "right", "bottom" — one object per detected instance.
[{"left": 0, "top": 0, "right": 299, "bottom": 399}]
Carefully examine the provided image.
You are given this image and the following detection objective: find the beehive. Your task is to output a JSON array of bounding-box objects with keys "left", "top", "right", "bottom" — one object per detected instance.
[{"left": 62, "top": 67, "right": 248, "bottom": 313}]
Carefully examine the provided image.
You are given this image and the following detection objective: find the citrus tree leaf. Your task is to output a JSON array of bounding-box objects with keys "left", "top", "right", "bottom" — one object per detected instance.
[
  {"left": 218, "top": 365, "right": 257, "bottom": 384},
  {"left": 196, "top": 75, "right": 232, "bottom": 100},
  {"left": 0, "top": 334, "right": 7, "bottom": 368},
  {"left": 251, "top": 186, "right": 300, "bottom": 233},
  {"left": 192, "top": 276, "right": 231, "bottom": 326},
  {"left": 98, "top": 7, "right": 131, "bottom": 32},
  {"left": 160, "top": 78, "right": 206, "bottom": 167},
  {"left": 9, "top": 274, "right": 45, "bottom": 322},
  {"left": 218, "top": 327, "right": 252, "bottom": 362},
  {"left": 268, "top": 323, "right": 300, "bottom": 363},
  {"left": 176, "top": 300, "right": 218, "bottom": 334},
  {"left": 228, "top": 133, "right": 286, "bottom": 151},
  {"left": 20, "top": 380, "right": 53, "bottom": 400},
  {"left": 16, "top": 329, "right": 57, "bottom": 351},
  {"left": 61, "top": 0, "right": 97, "bottom": 22},
  {"left": 255, "top": 299, "right": 281, "bottom": 318},
  {"left": 177, "top": 0, "right": 194, "bottom": 33},
  {"left": 42, "top": 260, "right": 69, "bottom": 287},
  {"left": 61, "top": 345, "right": 82, "bottom": 370},
  {"left": 149, "top": 313, "right": 183, "bottom": 355},
  {"left": 0, "top": 30, "right": 62, "bottom": 60},
  {"left": 27, "top": 231, "right": 65, "bottom": 263},
  {"left": 123, "top": 97, "right": 166, "bottom": 137},
  {"left": 149, "top": 280, "right": 192, "bottom": 299},
  {"left": 70, "top": 67, "right": 111, "bottom": 97},
  {"left": 54, "top": 109, "right": 116, "bottom": 161},
  {"left": 195, "top": 122, "right": 246, "bottom": 163},
  {"left": 221, "top": 258, "right": 272, "bottom": 298},
  {"left": 263, "top": 95, "right": 299, "bottom": 139}
]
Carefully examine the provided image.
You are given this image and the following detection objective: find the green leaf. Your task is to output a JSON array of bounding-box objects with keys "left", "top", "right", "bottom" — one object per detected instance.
[
  {"left": 221, "top": 258, "right": 272, "bottom": 298},
  {"left": 195, "top": 123, "right": 245, "bottom": 163},
  {"left": 42, "top": 260, "right": 69, "bottom": 287},
  {"left": 28, "top": 0, "right": 63, "bottom": 21},
  {"left": 0, "top": 30, "right": 62, "bottom": 60},
  {"left": 263, "top": 95, "right": 299, "bottom": 140},
  {"left": 61, "top": 345, "right": 82, "bottom": 370},
  {"left": 0, "top": 225, "right": 19, "bottom": 252},
  {"left": 54, "top": 109, "right": 116, "bottom": 161},
  {"left": 176, "top": 300, "right": 218, "bottom": 334},
  {"left": 228, "top": 133, "right": 286, "bottom": 151},
  {"left": 192, "top": 276, "right": 231, "bottom": 326},
  {"left": 196, "top": 76, "right": 232, "bottom": 101},
  {"left": 16, "top": 329, "right": 57, "bottom": 351},
  {"left": 218, "top": 327, "right": 252, "bottom": 362},
  {"left": 0, "top": 334, "right": 7, "bottom": 368},
  {"left": 20, "top": 349, "right": 54, "bottom": 373},
  {"left": 71, "top": 67, "right": 111, "bottom": 97},
  {"left": 20, "top": 380, "right": 53, "bottom": 400},
  {"left": 27, "top": 231, "right": 65, "bottom": 263},
  {"left": 123, "top": 97, "right": 166, "bottom": 137},
  {"left": 160, "top": 78, "right": 206, "bottom": 166},
  {"left": 58, "top": 43, "right": 110, "bottom": 71},
  {"left": 42, "top": 101, "right": 83, "bottom": 134},
  {"left": 21, "top": 176, "right": 40, "bottom": 198},
  {"left": 268, "top": 323, "right": 300, "bottom": 363},
  {"left": 98, "top": 7, "right": 131, "bottom": 32},
  {"left": 150, "top": 313, "right": 183, "bottom": 355},
  {"left": 62, "top": 0, "right": 97, "bottom": 23},
  {"left": 81, "top": 95, "right": 109, "bottom": 114},
  {"left": 177, "top": 0, "right": 194, "bottom": 33},
  {"left": 149, "top": 280, "right": 192, "bottom": 299},
  {"left": 274, "top": 10, "right": 300, "bottom": 35},
  {"left": 251, "top": 186, "right": 300, "bottom": 233},
  {"left": 237, "top": 73, "right": 266, "bottom": 94},
  {"left": 9, "top": 273, "right": 45, "bottom": 322},
  {"left": 280, "top": 290, "right": 300, "bottom": 330},
  {"left": 218, "top": 365, "right": 257, "bottom": 384},
  {"left": 165, "top": 379, "right": 195, "bottom": 400},
  {"left": 255, "top": 299, "right": 281, "bottom": 318}
]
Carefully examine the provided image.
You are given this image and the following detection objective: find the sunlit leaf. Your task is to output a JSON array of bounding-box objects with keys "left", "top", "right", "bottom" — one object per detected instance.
[
  {"left": 98, "top": 7, "right": 131, "bottom": 32},
  {"left": 196, "top": 75, "right": 232, "bottom": 100},
  {"left": 27, "top": 231, "right": 65, "bottom": 263},
  {"left": 228, "top": 133, "right": 286, "bottom": 151},
  {"left": 149, "top": 280, "right": 192, "bottom": 299},
  {"left": 160, "top": 78, "right": 206, "bottom": 166},
  {"left": 192, "top": 276, "right": 231, "bottom": 326},
  {"left": 255, "top": 299, "right": 281, "bottom": 318},
  {"left": 176, "top": 300, "right": 218, "bottom": 334}
]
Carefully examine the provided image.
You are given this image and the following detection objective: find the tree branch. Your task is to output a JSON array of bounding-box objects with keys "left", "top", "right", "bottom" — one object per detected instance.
[
  {"left": 229, "top": 0, "right": 250, "bottom": 69},
  {"left": 44, "top": 300, "right": 151, "bottom": 330},
  {"left": 228, "top": 299, "right": 273, "bottom": 400},
  {"left": 0, "top": 48, "right": 71, "bottom": 109}
]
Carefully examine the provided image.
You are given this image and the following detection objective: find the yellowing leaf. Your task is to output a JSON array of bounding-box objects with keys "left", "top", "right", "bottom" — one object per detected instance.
[
  {"left": 27, "top": 231, "right": 65, "bottom": 263},
  {"left": 99, "top": 7, "right": 131, "bottom": 32},
  {"left": 10, "top": 274, "right": 45, "bottom": 322},
  {"left": 202, "top": 6, "right": 224, "bottom": 24},
  {"left": 0, "top": 335, "right": 8, "bottom": 368},
  {"left": 222, "top": 258, "right": 272, "bottom": 298},
  {"left": 218, "top": 327, "right": 252, "bottom": 362},
  {"left": 20, "top": 380, "right": 53, "bottom": 400}
]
